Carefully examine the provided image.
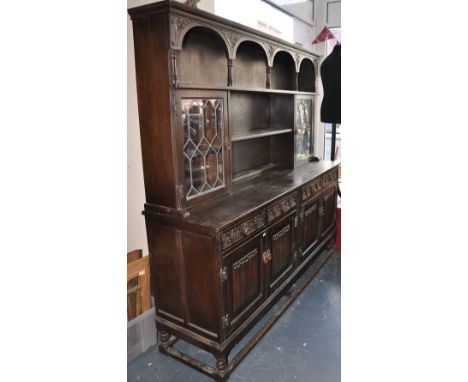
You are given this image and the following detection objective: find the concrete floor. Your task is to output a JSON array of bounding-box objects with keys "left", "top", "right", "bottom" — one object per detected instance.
[{"left": 128, "top": 252, "right": 341, "bottom": 382}]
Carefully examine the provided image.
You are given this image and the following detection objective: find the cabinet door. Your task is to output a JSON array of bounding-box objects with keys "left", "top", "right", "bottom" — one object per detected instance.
[
  {"left": 177, "top": 90, "right": 231, "bottom": 208},
  {"left": 267, "top": 213, "right": 295, "bottom": 293},
  {"left": 320, "top": 186, "right": 337, "bottom": 239},
  {"left": 223, "top": 233, "right": 265, "bottom": 334},
  {"left": 302, "top": 196, "right": 320, "bottom": 259},
  {"left": 294, "top": 95, "right": 314, "bottom": 165}
]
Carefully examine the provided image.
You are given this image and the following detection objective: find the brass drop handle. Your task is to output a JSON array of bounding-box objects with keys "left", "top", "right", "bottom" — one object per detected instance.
[{"left": 262, "top": 249, "right": 272, "bottom": 264}]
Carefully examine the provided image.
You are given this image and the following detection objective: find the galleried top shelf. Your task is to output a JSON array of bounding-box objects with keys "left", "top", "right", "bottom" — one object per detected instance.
[{"left": 129, "top": 0, "right": 319, "bottom": 92}]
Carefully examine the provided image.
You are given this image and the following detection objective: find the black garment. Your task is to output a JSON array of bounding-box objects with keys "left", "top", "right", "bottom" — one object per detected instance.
[{"left": 320, "top": 44, "right": 341, "bottom": 124}]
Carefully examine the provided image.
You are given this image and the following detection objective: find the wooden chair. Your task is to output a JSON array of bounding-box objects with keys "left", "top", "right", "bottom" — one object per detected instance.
[{"left": 127, "top": 249, "right": 152, "bottom": 321}]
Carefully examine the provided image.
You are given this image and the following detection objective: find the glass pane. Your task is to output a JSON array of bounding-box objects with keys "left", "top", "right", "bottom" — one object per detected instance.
[
  {"left": 295, "top": 99, "right": 313, "bottom": 160},
  {"left": 181, "top": 98, "right": 224, "bottom": 200}
]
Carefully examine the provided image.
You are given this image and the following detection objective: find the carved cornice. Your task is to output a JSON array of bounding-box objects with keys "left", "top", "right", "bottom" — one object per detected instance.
[{"left": 221, "top": 211, "right": 267, "bottom": 250}]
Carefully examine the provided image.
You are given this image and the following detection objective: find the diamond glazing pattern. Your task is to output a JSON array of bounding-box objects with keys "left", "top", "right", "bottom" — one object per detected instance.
[{"left": 182, "top": 99, "right": 224, "bottom": 199}]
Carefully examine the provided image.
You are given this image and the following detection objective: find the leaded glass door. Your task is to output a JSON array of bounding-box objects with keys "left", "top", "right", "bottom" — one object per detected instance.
[
  {"left": 176, "top": 91, "right": 230, "bottom": 207},
  {"left": 294, "top": 95, "right": 314, "bottom": 165}
]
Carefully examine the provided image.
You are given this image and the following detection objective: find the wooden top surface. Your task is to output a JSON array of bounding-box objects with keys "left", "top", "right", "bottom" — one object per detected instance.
[{"left": 184, "top": 160, "right": 340, "bottom": 230}]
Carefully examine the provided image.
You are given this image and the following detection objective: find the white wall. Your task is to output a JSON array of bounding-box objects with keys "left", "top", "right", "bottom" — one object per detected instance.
[{"left": 127, "top": 13, "right": 148, "bottom": 256}]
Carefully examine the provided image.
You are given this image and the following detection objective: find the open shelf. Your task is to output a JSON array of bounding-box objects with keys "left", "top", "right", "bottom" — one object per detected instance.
[
  {"left": 232, "top": 128, "right": 291, "bottom": 142},
  {"left": 178, "top": 27, "right": 228, "bottom": 88},
  {"left": 176, "top": 83, "right": 316, "bottom": 96}
]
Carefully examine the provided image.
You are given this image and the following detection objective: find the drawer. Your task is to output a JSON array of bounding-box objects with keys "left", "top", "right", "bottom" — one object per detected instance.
[
  {"left": 221, "top": 210, "right": 267, "bottom": 252},
  {"left": 302, "top": 178, "right": 322, "bottom": 202},
  {"left": 322, "top": 168, "right": 338, "bottom": 188},
  {"left": 267, "top": 192, "right": 298, "bottom": 223}
]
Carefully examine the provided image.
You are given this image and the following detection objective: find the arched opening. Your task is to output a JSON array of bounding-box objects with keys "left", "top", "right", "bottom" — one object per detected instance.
[
  {"left": 233, "top": 41, "right": 268, "bottom": 88},
  {"left": 179, "top": 26, "right": 229, "bottom": 87},
  {"left": 298, "top": 59, "right": 315, "bottom": 92},
  {"left": 271, "top": 50, "right": 296, "bottom": 90}
]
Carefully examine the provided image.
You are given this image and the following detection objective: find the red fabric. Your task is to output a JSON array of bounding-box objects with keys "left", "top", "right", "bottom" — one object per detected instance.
[
  {"left": 312, "top": 27, "right": 335, "bottom": 44},
  {"left": 335, "top": 208, "right": 341, "bottom": 251}
]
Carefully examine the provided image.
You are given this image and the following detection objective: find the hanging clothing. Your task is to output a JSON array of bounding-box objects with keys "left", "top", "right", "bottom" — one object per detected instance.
[{"left": 320, "top": 44, "right": 341, "bottom": 124}]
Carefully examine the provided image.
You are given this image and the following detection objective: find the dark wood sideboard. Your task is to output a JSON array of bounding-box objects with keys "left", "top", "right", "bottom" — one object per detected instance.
[{"left": 128, "top": 1, "right": 340, "bottom": 380}]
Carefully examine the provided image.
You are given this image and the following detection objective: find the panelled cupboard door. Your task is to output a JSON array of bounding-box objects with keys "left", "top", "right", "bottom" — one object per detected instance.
[
  {"left": 302, "top": 196, "right": 320, "bottom": 259},
  {"left": 267, "top": 212, "right": 295, "bottom": 293},
  {"left": 320, "top": 185, "right": 337, "bottom": 240},
  {"left": 222, "top": 233, "right": 265, "bottom": 335},
  {"left": 176, "top": 90, "right": 231, "bottom": 209}
]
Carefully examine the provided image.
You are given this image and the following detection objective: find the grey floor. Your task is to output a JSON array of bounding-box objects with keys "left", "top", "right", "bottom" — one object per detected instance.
[{"left": 128, "top": 252, "right": 341, "bottom": 382}]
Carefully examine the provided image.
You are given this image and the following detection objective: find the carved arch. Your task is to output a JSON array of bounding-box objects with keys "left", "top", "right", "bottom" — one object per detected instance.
[
  {"left": 298, "top": 57, "right": 316, "bottom": 75},
  {"left": 271, "top": 49, "right": 297, "bottom": 72},
  {"left": 171, "top": 15, "right": 232, "bottom": 57},
  {"left": 231, "top": 39, "right": 269, "bottom": 63}
]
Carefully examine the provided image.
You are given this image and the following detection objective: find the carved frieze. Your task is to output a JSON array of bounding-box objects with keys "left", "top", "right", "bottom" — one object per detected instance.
[
  {"left": 322, "top": 169, "right": 338, "bottom": 188},
  {"left": 267, "top": 194, "right": 297, "bottom": 222},
  {"left": 233, "top": 248, "right": 258, "bottom": 270},
  {"left": 273, "top": 224, "right": 291, "bottom": 241},
  {"left": 221, "top": 211, "right": 267, "bottom": 250},
  {"left": 302, "top": 179, "right": 322, "bottom": 201}
]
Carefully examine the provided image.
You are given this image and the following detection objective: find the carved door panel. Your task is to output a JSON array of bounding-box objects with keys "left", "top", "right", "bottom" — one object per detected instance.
[
  {"left": 302, "top": 196, "right": 320, "bottom": 259},
  {"left": 320, "top": 185, "right": 337, "bottom": 239},
  {"left": 222, "top": 233, "right": 266, "bottom": 335},
  {"left": 267, "top": 212, "right": 295, "bottom": 294}
]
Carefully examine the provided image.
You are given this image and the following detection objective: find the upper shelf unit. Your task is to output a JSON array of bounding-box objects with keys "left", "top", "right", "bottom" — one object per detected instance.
[{"left": 175, "top": 23, "right": 318, "bottom": 92}]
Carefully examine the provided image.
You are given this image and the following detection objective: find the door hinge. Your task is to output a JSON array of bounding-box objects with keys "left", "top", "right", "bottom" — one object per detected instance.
[
  {"left": 294, "top": 216, "right": 298, "bottom": 228},
  {"left": 220, "top": 266, "right": 228, "bottom": 283},
  {"left": 222, "top": 314, "right": 230, "bottom": 328},
  {"left": 293, "top": 250, "right": 298, "bottom": 262}
]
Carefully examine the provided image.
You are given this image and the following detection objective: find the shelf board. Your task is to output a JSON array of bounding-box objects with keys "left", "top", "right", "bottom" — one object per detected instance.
[
  {"left": 233, "top": 163, "right": 277, "bottom": 183},
  {"left": 231, "top": 128, "right": 292, "bottom": 142},
  {"left": 176, "top": 83, "right": 316, "bottom": 96}
]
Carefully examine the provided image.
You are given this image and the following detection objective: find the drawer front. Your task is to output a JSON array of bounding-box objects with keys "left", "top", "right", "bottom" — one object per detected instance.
[
  {"left": 302, "top": 178, "right": 322, "bottom": 202},
  {"left": 221, "top": 210, "right": 267, "bottom": 252},
  {"left": 267, "top": 192, "right": 298, "bottom": 223},
  {"left": 322, "top": 168, "right": 338, "bottom": 189}
]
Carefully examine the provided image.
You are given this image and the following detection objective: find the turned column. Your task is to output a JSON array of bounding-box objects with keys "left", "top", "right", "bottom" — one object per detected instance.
[
  {"left": 215, "top": 354, "right": 228, "bottom": 374},
  {"left": 159, "top": 330, "right": 170, "bottom": 349},
  {"left": 266, "top": 66, "right": 271, "bottom": 89}
]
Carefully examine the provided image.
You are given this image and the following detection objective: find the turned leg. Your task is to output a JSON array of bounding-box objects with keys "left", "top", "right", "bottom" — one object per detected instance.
[
  {"left": 159, "top": 330, "right": 170, "bottom": 349},
  {"left": 215, "top": 354, "right": 228, "bottom": 373}
]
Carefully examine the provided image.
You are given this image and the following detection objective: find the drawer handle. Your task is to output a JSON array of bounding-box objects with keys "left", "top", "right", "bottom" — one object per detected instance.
[{"left": 262, "top": 249, "right": 272, "bottom": 264}]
